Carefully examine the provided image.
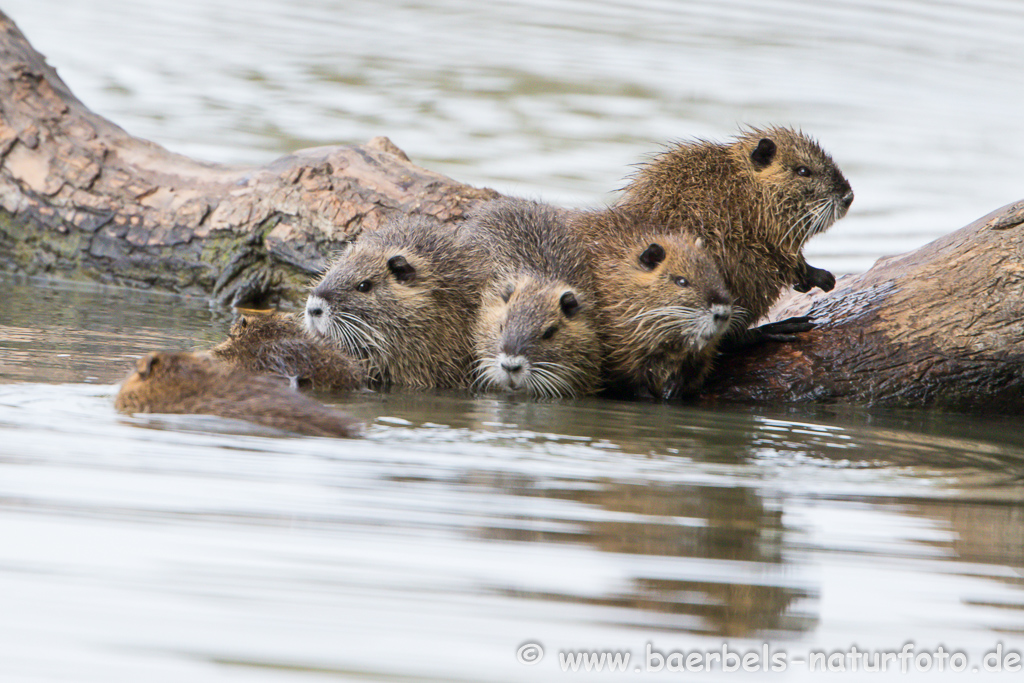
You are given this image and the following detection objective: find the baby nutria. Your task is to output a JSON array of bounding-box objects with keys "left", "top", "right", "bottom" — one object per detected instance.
[
  {"left": 616, "top": 126, "right": 854, "bottom": 323},
  {"left": 304, "top": 214, "right": 487, "bottom": 389},
  {"left": 115, "top": 351, "right": 361, "bottom": 438},
  {"left": 210, "top": 311, "right": 365, "bottom": 392},
  {"left": 575, "top": 209, "right": 735, "bottom": 399},
  {"left": 459, "top": 198, "right": 602, "bottom": 398}
]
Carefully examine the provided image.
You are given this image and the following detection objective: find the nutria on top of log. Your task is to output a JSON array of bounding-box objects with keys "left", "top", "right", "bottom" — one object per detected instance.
[{"left": 617, "top": 126, "right": 854, "bottom": 324}]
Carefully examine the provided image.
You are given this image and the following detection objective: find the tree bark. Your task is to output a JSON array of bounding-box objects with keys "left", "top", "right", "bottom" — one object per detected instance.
[
  {"left": 1, "top": 10, "right": 1022, "bottom": 411},
  {"left": 702, "top": 200, "right": 1024, "bottom": 411},
  {"left": 0, "top": 11, "right": 496, "bottom": 306}
]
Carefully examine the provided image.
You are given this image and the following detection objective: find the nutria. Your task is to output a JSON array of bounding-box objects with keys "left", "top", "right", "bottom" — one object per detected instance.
[
  {"left": 575, "top": 209, "right": 736, "bottom": 399},
  {"left": 304, "top": 214, "right": 487, "bottom": 389},
  {"left": 459, "top": 198, "right": 602, "bottom": 398},
  {"left": 210, "top": 311, "right": 365, "bottom": 392},
  {"left": 616, "top": 126, "right": 854, "bottom": 323},
  {"left": 115, "top": 351, "right": 361, "bottom": 438}
]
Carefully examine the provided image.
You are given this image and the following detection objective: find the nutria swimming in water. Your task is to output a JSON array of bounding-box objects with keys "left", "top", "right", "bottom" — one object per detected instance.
[
  {"left": 210, "top": 311, "right": 364, "bottom": 392},
  {"left": 115, "top": 351, "right": 361, "bottom": 438}
]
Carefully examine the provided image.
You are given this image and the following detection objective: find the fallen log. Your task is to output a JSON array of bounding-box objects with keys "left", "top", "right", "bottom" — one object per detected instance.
[
  {"left": 0, "top": 11, "right": 496, "bottom": 306},
  {"left": 703, "top": 200, "right": 1024, "bottom": 411},
  {"left": 0, "top": 11, "right": 1021, "bottom": 411}
]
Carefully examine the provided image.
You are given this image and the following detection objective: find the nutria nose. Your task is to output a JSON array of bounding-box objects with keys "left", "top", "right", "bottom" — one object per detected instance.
[
  {"left": 708, "top": 292, "right": 731, "bottom": 308},
  {"left": 307, "top": 306, "right": 323, "bottom": 318},
  {"left": 501, "top": 360, "right": 523, "bottom": 375},
  {"left": 842, "top": 190, "right": 854, "bottom": 209}
]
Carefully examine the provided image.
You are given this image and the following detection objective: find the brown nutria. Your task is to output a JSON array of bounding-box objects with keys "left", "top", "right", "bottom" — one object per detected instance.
[
  {"left": 575, "top": 209, "right": 736, "bottom": 399},
  {"left": 210, "top": 311, "right": 365, "bottom": 392},
  {"left": 459, "top": 198, "right": 602, "bottom": 398},
  {"left": 616, "top": 126, "right": 853, "bottom": 324},
  {"left": 115, "top": 351, "right": 361, "bottom": 438},
  {"left": 304, "top": 214, "right": 487, "bottom": 389}
]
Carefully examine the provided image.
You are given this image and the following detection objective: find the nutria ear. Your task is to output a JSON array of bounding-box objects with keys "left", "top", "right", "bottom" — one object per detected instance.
[
  {"left": 751, "top": 138, "right": 777, "bottom": 168},
  {"left": 639, "top": 243, "right": 666, "bottom": 270},
  {"left": 501, "top": 283, "right": 515, "bottom": 303},
  {"left": 136, "top": 353, "right": 160, "bottom": 379},
  {"left": 694, "top": 236, "right": 704, "bottom": 249},
  {"left": 559, "top": 291, "right": 581, "bottom": 317},
  {"left": 387, "top": 255, "right": 417, "bottom": 283}
]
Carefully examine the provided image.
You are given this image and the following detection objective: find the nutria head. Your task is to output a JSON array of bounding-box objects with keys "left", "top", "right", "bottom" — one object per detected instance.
[
  {"left": 733, "top": 126, "right": 854, "bottom": 246},
  {"left": 472, "top": 274, "right": 602, "bottom": 398},
  {"left": 586, "top": 224, "right": 736, "bottom": 397},
  {"left": 304, "top": 215, "right": 484, "bottom": 388}
]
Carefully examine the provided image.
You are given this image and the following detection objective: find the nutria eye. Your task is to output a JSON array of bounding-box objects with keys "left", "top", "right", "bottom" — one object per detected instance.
[
  {"left": 356, "top": 280, "right": 373, "bottom": 293},
  {"left": 501, "top": 284, "right": 514, "bottom": 303},
  {"left": 675, "top": 276, "right": 690, "bottom": 288},
  {"left": 795, "top": 166, "right": 812, "bottom": 177},
  {"left": 541, "top": 325, "right": 558, "bottom": 340}
]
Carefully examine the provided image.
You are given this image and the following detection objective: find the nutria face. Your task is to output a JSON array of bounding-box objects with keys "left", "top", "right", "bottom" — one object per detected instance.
[
  {"left": 472, "top": 275, "right": 601, "bottom": 398},
  {"left": 606, "top": 235, "right": 735, "bottom": 359},
  {"left": 304, "top": 242, "right": 430, "bottom": 363},
  {"left": 741, "top": 128, "right": 854, "bottom": 244}
]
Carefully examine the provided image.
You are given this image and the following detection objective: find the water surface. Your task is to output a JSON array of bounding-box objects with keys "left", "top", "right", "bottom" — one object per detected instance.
[{"left": 1, "top": 1, "right": 1024, "bottom": 680}]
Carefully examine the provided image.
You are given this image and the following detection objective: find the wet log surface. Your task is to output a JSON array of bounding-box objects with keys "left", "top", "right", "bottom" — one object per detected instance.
[{"left": 1, "top": 10, "right": 1021, "bottom": 411}]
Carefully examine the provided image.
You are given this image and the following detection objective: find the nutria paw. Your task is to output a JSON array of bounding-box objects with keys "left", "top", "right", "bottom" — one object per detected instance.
[
  {"left": 795, "top": 263, "right": 836, "bottom": 293},
  {"left": 720, "top": 316, "right": 815, "bottom": 352}
]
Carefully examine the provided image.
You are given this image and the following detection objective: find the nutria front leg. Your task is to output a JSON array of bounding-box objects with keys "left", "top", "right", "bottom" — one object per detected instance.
[{"left": 794, "top": 259, "right": 836, "bottom": 293}]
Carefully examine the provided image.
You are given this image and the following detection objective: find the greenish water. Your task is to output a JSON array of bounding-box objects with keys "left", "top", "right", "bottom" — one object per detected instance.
[{"left": 2, "top": 0, "right": 1024, "bottom": 680}]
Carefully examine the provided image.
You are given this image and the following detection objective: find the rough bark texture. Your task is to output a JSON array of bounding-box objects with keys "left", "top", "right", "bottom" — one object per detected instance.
[
  {"left": 0, "top": 11, "right": 496, "bottom": 306},
  {"left": 702, "top": 200, "right": 1024, "bottom": 411},
  {"left": 0, "top": 10, "right": 1021, "bottom": 411}
]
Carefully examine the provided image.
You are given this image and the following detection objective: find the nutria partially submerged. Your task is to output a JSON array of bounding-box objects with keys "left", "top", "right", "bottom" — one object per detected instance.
[
  {"left": 575, "top": 209, "right": 735, "bottom": 399},
  {"left": 304, "top": 215, "right": 487, "bottom": 389},
  {"left": 210, "top": 311, "right": 364, "bottom": 392},
  {"left": 115, "top": 351, "right": 361, "bottom": 438},
  {"left": 460, "top": 198, "right": 602, "bottom": 398}
]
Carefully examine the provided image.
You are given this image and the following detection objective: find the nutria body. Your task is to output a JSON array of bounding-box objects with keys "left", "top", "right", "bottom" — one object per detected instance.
[
  {"left": 460, "top": 198, "right": 602, "bottom": 398},
  {"left": 210, "top": 311, "right": 364, "bottom": 392},
  {"left": 304, "top": 215, "right": 487, "bottom": 389},
  {"left": 115, "top": 351, "right": 361, "bottom": 438},
  {"left": 575, "top": 209, "right": 735, "bottom": 399},
  {"left": 617, "top": 126, "right": 853, "bottom": 324}
]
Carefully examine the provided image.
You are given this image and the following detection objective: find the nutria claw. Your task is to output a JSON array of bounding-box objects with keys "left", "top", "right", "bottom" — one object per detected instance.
[{"left": 720, "top": 316, "right": 815, "bottom": 352}]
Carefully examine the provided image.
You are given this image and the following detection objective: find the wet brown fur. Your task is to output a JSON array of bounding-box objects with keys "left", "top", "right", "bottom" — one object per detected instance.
[
  {"left": 574, "top": 209, "right": 735, "bottom": 398},
  {"left": 460, "top": 198, "right": 602, "bottom": 397},
  {"left": 209, "top": 311, "right": 365, "bottom": 392},
  {"left": 305, "top": 214, "right": 488, "bottom": 389},
  {"left": 115, "top": 351, "right": 361, "bottom": 438},
  {"left": 617, "top": 126, "right": 853, "bottom": 324}
]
